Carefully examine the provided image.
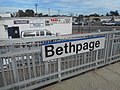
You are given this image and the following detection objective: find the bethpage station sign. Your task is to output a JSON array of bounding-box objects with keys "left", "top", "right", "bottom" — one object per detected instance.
[{"left": 42, "top": 36, "right": 105, "bottom": 61}]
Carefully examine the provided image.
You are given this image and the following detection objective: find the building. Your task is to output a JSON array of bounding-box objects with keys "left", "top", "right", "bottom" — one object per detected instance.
[
  {"left": 0, "top": 17, "right": 72, "bottom": 39},
  {"left": 0, "top": 13, "right": 11, "bottom": 18}
]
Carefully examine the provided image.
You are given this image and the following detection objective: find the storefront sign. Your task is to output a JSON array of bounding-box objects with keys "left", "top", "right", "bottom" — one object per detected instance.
[{"left": 14, "top": 20, "right": 29, "bottom": 24}]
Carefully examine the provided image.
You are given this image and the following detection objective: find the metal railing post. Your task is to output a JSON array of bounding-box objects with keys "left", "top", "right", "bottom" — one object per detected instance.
[
  {"left": 45, "top": 61, "right": 48, "bottom": 74},
  {"left": 0, "top": 57, "right": 7, "bottom": 88},
  {"left": 11, "top": 56, "right": 18, "bottom": 83},
  {"left": 58, "top": 58, "right": 61, "bottom": 82},
  {"left": 95, "top": 50, "right": 98, "bottom": 69}
]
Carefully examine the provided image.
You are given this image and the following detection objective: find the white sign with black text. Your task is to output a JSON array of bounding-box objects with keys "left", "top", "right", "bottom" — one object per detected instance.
[{"left": 42, "top": 36, "right": 105, "bottom": 61}]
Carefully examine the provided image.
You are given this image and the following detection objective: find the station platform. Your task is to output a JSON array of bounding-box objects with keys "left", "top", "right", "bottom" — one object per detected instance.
[{"left": 42, "top": 62, "right": 120, "bottom": 90}]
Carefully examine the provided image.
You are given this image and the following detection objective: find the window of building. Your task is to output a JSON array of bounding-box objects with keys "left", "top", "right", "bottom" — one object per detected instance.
[
  {"left": 36, "top": 31, "right": 39, "bottom": 36},
  {"left": 23, "top": 32, "right": 35, "bottom": 37},
  {"left": 46, "top": 31, "right": 52, "bottom": 35}
]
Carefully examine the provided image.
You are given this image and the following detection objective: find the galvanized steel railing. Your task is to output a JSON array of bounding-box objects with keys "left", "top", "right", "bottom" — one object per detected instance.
[{"left": 0, "top": 30, "right": 120, "bottom": 90}]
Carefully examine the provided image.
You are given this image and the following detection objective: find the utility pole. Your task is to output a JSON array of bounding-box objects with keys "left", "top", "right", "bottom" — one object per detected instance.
[
  {"left": 35, "top": 3, "right": 38, "bottom": 17},
  {"left": 48, "top": 8, "right": 50, "bottom": 16},
  {"left": 58, "top": 10, "right": 60, "bottom": 16},
  {"left": 78, "top": 16, "right": 80, "bottom": 33}
]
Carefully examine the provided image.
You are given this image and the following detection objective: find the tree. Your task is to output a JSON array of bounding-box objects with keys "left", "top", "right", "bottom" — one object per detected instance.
[
  {"left": 38, "top": 13, "right": 43, "bottom": 17},
  {"left": 115, "top": 10, "right": 119, "bottom": 16},
  {"left": 89, "top": 13, "right": 100, "bottom": 17},
  {"left": 25, "top": 9, "right": 35, "bottom": 17},
  {"left": 110, "top": 11, "right": 115, "bottom": 16},
  {"left": 78, "top": 14, "right": 84, "bottom": 21},
  {"left": 17, "top": 10, "right": 25, "bottom": 17},
  {"left": 101, "top": 15, "right": 104, "bottom": 16},
  {"left": 43, "top": 14, "right": 49, "bottom": 17},
  {"left": 106, "top": 10, "right": 119, "bottom": 16},
  {"left": 11, "top": 13, "right": 14, "bottom": 17},
  {"left": 106, "top": 13, "right": 109, "bottom": 16}
]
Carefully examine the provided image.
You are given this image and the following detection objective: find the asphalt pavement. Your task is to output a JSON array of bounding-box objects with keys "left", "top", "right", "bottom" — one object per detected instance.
[{"left": 72, "top": 25, "right": 120, "bottom": 34}]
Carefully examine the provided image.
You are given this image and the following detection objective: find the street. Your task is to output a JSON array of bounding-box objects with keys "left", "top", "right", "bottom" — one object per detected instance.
[{"left": 72, "top": 25, "right": 120, "bottom": 34}]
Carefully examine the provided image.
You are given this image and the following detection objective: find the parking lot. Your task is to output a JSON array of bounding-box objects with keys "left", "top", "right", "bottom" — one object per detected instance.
[{"left": 72, "top": 25, "right": 120, "bottom": 33}]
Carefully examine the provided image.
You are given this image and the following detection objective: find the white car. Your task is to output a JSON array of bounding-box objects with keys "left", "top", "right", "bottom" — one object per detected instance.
[{"left": 102, "top": 21, "right": 116, "bottom": 26}]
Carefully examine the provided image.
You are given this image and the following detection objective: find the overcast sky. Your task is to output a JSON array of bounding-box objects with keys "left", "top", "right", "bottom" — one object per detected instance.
[{"left": 0, "top": 0, "right": 120, "bottom": 15}]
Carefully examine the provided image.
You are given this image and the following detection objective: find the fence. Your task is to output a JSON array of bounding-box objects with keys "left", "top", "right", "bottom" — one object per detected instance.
[{"left": 0, "top": 30, "right": 120, "bottom": 90}]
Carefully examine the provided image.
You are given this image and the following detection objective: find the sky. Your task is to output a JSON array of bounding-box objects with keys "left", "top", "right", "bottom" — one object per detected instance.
[{"left": 0, "top": 0, "right": 120, "bottom": 15}]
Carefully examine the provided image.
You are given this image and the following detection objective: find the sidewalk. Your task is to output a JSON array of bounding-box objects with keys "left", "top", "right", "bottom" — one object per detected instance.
[{"left": 41, "top": 62, "right": 120, "bottom": 90}]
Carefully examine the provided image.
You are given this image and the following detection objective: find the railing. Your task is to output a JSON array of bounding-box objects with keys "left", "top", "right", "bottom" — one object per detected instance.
[{"left": 0, "top": 30, "right": 120, "bottom": 90}]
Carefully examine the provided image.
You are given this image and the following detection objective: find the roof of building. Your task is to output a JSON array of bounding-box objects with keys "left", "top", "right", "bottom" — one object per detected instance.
[{"left": 0, "top": 13, "right": 11, "bottom": 18}]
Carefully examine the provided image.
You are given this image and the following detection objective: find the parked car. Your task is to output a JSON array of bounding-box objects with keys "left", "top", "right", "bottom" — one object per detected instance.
[
  {"left": 114, "top": 21, "right": 120, "bottom": 26},
  {"left": 73, "top": 21, "right": 88, "bottom": 26},
  {"left": 79, "top": 21, "right": 88, "bottom": 26},
  {"left": 102, "top": 21, "right": 116, "bottom": 26}
]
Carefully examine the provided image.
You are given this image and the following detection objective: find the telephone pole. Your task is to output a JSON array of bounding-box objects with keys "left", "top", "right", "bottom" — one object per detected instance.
[
  {"left": 48, "top": 8, "right": 50, "bottom": 16},
  {"left": 35, "top": 3, "right": 38, "bottom": 16},
  {"left": 58, "top": 10, "right": 60, "bottom": 16}
]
